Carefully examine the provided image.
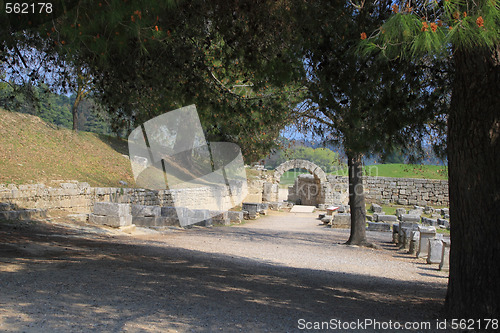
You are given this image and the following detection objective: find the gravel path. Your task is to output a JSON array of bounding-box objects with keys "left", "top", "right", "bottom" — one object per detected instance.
[{"left": 0, "top": 211, "right": 451, "bottom": 332}]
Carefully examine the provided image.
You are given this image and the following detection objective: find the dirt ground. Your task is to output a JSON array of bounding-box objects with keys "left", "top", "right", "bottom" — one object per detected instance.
[{"left": 0, "top": 211, "right": 451, "bottom": 332}]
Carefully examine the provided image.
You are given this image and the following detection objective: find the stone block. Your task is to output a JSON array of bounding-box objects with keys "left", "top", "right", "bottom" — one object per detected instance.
[
  {"left": 409, "top": 231, "right": 420, "bottom": 254},
  {"left": 321, "top": 215, "right": 332, "bottom": 224},
  {"left": 377, "top": 214, "right": 398, "bottom": 222},
  {"left": 367, "top": 222, "right": 391, "bottom": 232},
  {"left": 93, "top": 202, "right": 130, "bottom": 217},
  {"left": 89, "top": 214, "right": 132, "bottom": 227},
  {"left": 242, "top": 202, "right": 260, "bottom": 214},
  {"left": 331, "top": 213, "right": 350, "bottom": 228},
  {"left": 370, "top": 203, "right": 383, "bottom": 213},
  {"left": 268, "top": 202, "right": 283, "bottom": 211},
  {"left": 0, "top": 209, "right": 47, "bottom": 220},
  {"left": 210, "top": 210, "right": 229, "bottom": 221},
  {"left": 228, "top": 211, "right": 243, "bottom": 222},
  {"left": 424, "top": 206, "right": 435, "bottom": 214},
  {"left": 395, "top": 208, "right": 406, "bottom": 218},
  {"left": 155, "top": 216, "right": 181, "bottom": 227},
  {"left": 400, "top": 214, "right": 420, "bottom": 223},
  {"left": 439, "top": 239, "right": 451, "bottom": 271},
  {"left": 437, "top": 218, "right": 450, "bottom": 229},
  {"left": 421, "top": 217, "right": 438, "bottom": 227},
  {"left": 408, "top": 208, "right": 423, "bottom": 216},
  {"left": 131, "top": 204, "right": 161, "bottom": 217},
  {"left": 397, "top": 199, "right": 408, "bottom": 205},
  {"left": 427, "top": 237, "right": 444, "bottom": 264},
  {"left": 417, "top": 226, "right": 436, "bottom": 258},
  {"left": 132, "top": 216, "right": 157, "bottom": 227},
  {"left": 401, "top": 227, "right": 414, "bottom": 250},
  {"left": 399, "top": 222, "right": 419, "bottom": 244},
  {"left": 0, "top": 203, "right": 13, "bottom": 211}
]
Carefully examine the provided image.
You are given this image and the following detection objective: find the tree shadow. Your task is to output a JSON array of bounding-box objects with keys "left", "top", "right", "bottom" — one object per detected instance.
[
  {"left": 0, "top": 219, "right": 451, "bottom": 332},
  {"left": 96, "top": 133, "right": 130, "bottom": 156}
]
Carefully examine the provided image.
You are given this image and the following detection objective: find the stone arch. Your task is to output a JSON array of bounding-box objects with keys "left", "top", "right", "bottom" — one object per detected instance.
[
  {"left": 274, "top": 159, "right": 327, "bottom": 184},
  {"left": 272, "top": 159, "right": 328, "bottom": 206}
]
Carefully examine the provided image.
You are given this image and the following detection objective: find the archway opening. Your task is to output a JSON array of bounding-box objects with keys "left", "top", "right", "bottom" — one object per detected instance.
[{"left": 273, "top": 160, "right": 328, "bottom": 206}]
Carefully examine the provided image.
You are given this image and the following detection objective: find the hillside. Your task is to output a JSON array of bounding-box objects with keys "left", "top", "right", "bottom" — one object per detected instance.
[{"left": 0, "top": 109, "right": 135, "bottom": 187}]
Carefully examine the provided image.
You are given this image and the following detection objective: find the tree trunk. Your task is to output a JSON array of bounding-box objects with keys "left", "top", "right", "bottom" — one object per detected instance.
[
  {"left": 444, "top": 45, "right": 500, "bottom": 318},
  {"left": 345, "top": 151, "right": 373, "bottom": 246},
  {"left": 72, "top": 96, "right": 80, "bottom": 131}
]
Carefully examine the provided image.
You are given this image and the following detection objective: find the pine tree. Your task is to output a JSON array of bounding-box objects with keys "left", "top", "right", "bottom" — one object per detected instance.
[
  {"left": 293, "top": 0, "right": 449, "bottom": 246},
  {"left": 360, "top": 0, "right": 500, "bottom": 319}
]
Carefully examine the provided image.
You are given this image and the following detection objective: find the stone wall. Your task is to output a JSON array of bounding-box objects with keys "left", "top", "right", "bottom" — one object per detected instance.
[
  {"left": 0, "top": 180, "right": 246, "bottom": 214},
  {"left": 291, "top": 175, "right": 449, "bottom": 207},
  {"left": 363, "top": 176, "right": 449, "bottom": 206}
]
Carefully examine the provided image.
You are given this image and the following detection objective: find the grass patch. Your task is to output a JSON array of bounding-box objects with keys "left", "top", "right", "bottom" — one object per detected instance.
[
  {"left": 334, "top": 163, "right": 448, "bottom": 180},
  {"left": 0, "top": 109, "right": 136, "bottom": 187},
  {"left": 278, "top": 169, "right": 309, "bottom": 188}
]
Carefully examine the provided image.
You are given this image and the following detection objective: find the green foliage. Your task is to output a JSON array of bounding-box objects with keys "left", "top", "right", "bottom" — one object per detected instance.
[
  {"left": 293, "top": 1, "right": 450, "bottom": 159},
  {"left": 0, "top": 82, "right": 111, "bottom": 134},
  {"left": 2, "top": 0, "right": 305, "bottom": 162},
  {"left": 265, "top": 143, "right": 343, "bottom": 173},
  {"left": 359, "top": 0, "right": 500, "bottom": 59}
]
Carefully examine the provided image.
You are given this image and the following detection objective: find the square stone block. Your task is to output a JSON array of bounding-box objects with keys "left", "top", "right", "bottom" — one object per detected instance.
[
  {"left": 93, "top": 202, "right": 130, "bottom": 217},
  {"left": 131, "top": 205, "right": 161, "bottom": 217},
  {"left": 89, "top": 214, "right": 132, "bottom": 227}
]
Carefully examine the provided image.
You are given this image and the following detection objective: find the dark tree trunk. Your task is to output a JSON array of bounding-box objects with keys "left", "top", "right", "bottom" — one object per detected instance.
[
  {"left": 345, "top": 151, "right": 373, "bottom": 246},
  {"left": 444, "top": 45, "right": 500, "bottom": 318}
]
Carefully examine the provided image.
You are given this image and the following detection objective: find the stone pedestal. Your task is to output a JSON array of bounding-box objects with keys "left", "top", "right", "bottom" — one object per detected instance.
[
  {"left": 439, "top": 239, "right": 451, "bottom": 271},
  {"left": 409, "top": 231, "right": 420, "bottom": 254},
  {"left": 427, "top": 235, "right": 444, "bottom": 264},
  {"left": 417, "top": 226, "right": 436, "bottom": 258}
]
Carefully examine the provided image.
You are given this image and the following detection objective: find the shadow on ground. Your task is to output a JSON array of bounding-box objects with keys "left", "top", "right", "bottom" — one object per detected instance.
[{"left": 0, "top": 219, "right": 449, "bottom": 332}]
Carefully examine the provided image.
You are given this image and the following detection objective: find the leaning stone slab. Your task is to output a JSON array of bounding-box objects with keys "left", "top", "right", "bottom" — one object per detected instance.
[
  {"left": 427, "top": 236, "right": 444, "bottom": 264},
  {"left": 367, "top": 222, "right": 391, "bottom": 232},
  {"left": 400, "top": 214, "right": 420, "bottom": 223},
  {"left": 93, "top": 202, "right": 130, "bottom": 217},
  {"left": 440, "top": 239, "right": 451, "bottom": 271},
  {"left": 131, "top": 204, "right": 161, "bottom": 217},
  {"left": 417, "top": 226, "right": 436, "bottom": 258},
  {"left": 89, "top": 214, "right": 132, "bottom": 227}
]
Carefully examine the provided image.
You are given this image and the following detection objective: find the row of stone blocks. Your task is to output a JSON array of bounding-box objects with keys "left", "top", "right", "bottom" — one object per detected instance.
[
  {"left": 89, "top": 202, "right": 244, "bottom": 228},
  {"left": 0, "top": 202, "right": 47, "bottom": 220},
  {"left": 393, "top": 223, "right": 450, "bottom": 271}
]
